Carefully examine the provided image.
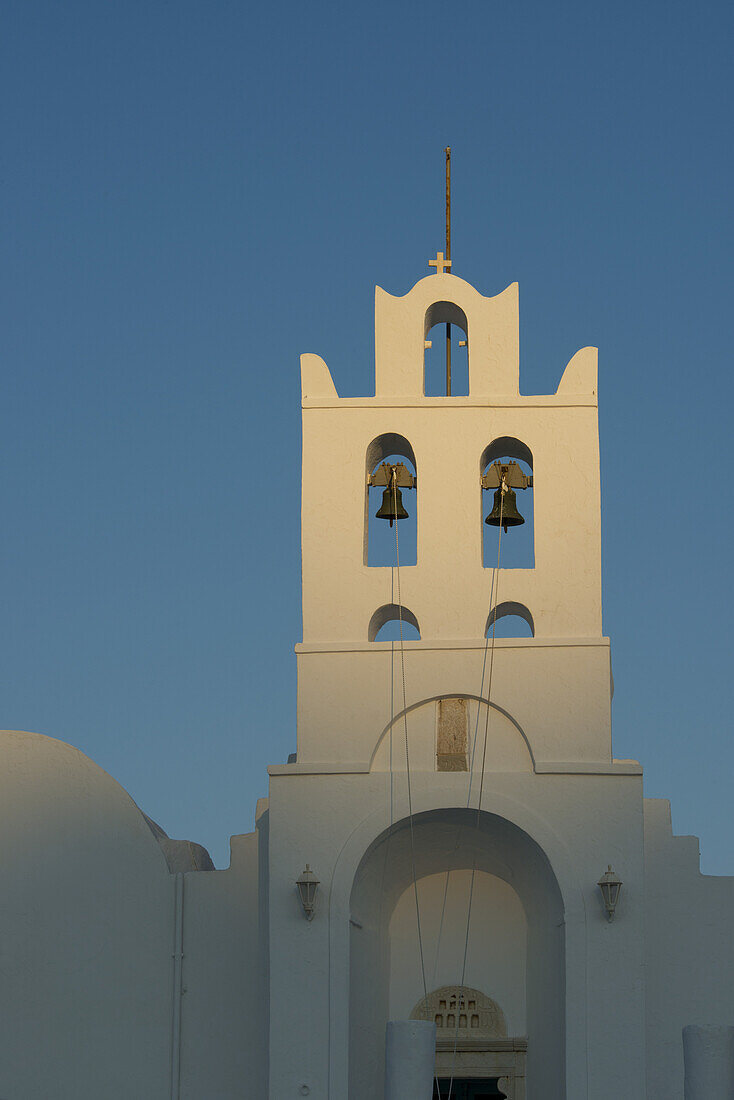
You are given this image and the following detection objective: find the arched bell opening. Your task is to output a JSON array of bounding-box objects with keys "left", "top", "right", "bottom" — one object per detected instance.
[
  {"left": 365, "top": 433, "right": 417, "bottom": 567},
  {"left": 369, "top": 603, "right": 421, "bottom": 643},
  {"left": 480, "top": 437, "right": 534, "bottom": 569},
  {"left": 348, "top": 808, "right": 565, "bottom": 1100},
  {"left": 424, "top": 301, "right": 469, "bottom": 396},
  {"left": 485, "top": 602, "right": 535, "bottom": 639}
]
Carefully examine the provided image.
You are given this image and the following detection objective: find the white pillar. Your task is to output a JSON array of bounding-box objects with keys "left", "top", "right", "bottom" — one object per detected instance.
[
  {"left": 683, "top": 1025, "right": 734, "bottom": 1099},
  {"left": 384, "top": 1020, "right": 436, "bottom": 1100}
]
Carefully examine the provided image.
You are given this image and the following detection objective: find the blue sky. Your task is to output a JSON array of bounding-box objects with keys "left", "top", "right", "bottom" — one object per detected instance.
[{"left": 2, "top": 1, "right": 734, "bottom": 870}]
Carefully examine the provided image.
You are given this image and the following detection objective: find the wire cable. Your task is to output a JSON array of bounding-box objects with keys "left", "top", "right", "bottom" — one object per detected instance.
[
  {"left": 430, "top": 557, "right": 499, "bottom": 991},
  {"left": 380, "top": 468, "right": 508, "bottom": 1100},
  {"left": 392, "top": 472, "right": 430, "bottom": 1007},
  {"left": 377, "top": 564, "right": 396, "bottom": 934},
  {"left": 390, "top": 470, "right": 441, "bottom": 1098},
  {"left": 446, "top": 485, "right": 506, "bottom": 1100}
]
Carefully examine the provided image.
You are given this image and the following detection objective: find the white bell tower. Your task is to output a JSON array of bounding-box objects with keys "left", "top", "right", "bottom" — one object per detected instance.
[
  {"left": 266, "top": 252, "right": 646, "bottom": 1100},
  {"left": 297, "top": 259, "right": 610, "bottom": 770}
]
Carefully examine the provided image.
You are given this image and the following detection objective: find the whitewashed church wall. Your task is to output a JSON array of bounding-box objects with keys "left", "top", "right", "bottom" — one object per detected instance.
[
  {"left": 178, "top": 829, "right": 266, "bottom": 1099},
  {"left": 267, "top": 766, "right": 646, "bottom": 1099},
  {"left": 295, "top": 641, "right": 613, "bottom": 767},
  {"left": 644, "top": 798, "right": 734, "bottom": 1099},
  {"left": 0, "top": 729, "right": 270, "bottom": 1100},
  {"left": 300, "top": 398, "right": 603, "bottom": 644},
  {"left": 370, "top": 698, "right": 533, "bottom": 775},
  {"left": 0, "top": 730, "right": 173, "bottom": 1100},
  {"left": 267, "top": 772, "right": 341, "bottom": 1099}
]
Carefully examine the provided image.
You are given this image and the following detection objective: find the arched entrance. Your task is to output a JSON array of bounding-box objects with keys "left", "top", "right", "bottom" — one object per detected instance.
[{"left": 348, "top": 808, "right": 564, "bottom": 1100}]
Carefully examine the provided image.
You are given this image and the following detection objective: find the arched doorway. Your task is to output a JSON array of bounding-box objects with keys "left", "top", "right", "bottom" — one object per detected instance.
[{"left": 348, "top": 808, "right": 564, "bottom": 1100}]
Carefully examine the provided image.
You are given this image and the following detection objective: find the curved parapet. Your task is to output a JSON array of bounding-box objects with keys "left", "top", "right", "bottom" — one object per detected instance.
[
  {"left": 556, "top": 346, "right": 598, "bottom": 397},
  {"left": 145, "top": 816, "right": 215, "bottom": 871},
  {"left": 375, "top": 273, "right": 519, "bottom": 397},
  {"left": 301, "top": 352, "right": 338, "bottom": 400}
]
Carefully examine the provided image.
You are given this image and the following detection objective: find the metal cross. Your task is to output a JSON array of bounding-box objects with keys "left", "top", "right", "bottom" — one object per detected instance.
[{"left": 429, "top": 251, "right": 452, "bottom": 275}]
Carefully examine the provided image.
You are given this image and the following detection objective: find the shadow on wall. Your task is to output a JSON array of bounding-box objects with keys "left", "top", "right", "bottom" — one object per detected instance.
[
  {"left": 485, "top": 602, "right": 534, "bottom": 639},
  {"left": 369, "top": 603, "right": 421, "bottom": 642}
]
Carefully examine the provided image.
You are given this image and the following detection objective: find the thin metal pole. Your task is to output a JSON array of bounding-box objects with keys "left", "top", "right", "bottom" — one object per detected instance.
[{"left": 445, "top": 146, "right": 451, "bottom": 396}]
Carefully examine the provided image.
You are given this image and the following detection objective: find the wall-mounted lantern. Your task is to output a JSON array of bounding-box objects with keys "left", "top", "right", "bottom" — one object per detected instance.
[
  {"left": 598, "top": 865, "right": 622, "bottom": 921},
  {"left": 296, "top": 865, "right": 320, "bottom": 921}
]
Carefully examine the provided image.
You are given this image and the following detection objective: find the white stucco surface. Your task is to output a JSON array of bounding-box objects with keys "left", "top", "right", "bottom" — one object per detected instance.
[
  {"left": 0, "top": 730, "right": 173, "bottom": 1099},
  {"left": 683, "top": 1026, "right": 734, "bottom": 1099},
  {"left": 4, "top": 264, "right": 734, "bottom": 1098},
  {"left": 384, "top": 1020, "right": 436, "bottom": 1100}
]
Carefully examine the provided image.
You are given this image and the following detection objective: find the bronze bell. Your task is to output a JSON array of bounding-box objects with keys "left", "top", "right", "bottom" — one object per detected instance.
[
  {"left": 375, "top": 486, "right": 409, "bottom": 527},
  {"left": 485, "top": 486, "right": 524, "bottom": 533}
]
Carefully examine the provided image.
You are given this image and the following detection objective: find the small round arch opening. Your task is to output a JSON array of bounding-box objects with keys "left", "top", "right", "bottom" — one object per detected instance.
[
  {"left": 369, "top": 604, "right": 421, "bottom": 642},
  {"left": 485, "top": 602, "right": 535, "bottom": 639}
]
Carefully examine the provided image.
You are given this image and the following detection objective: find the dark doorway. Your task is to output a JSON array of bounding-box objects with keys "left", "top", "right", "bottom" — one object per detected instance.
[{"left": 434, "top": 1080, "right": 506, "bottom": 1099}]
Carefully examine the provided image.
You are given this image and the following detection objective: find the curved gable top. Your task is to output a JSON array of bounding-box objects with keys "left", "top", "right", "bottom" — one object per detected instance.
[
  {"left": 375, "top": 272, "right": 519, "bottom": 398},
  {"left": 411, "top": 985, "right": 508, "bottom": 1038}
]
